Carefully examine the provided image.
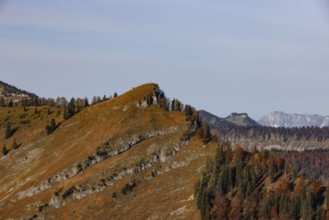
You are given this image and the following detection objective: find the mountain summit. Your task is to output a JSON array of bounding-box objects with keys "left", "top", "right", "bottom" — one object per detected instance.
[
  {"left": 0, "top": 83, "right": 215, "bottom": 219},
  {"left": 224, "top": 112, "right": 260, "bottom": 127},
  {"left": 258, "top": 111, "right": 329, "bottom": 128},
  {"left": 199, "top": 110, "right": 260, "bottom": 128}
]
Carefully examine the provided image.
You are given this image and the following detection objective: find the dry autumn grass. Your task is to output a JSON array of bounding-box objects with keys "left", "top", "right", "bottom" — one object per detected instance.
[{"left": 0, "top": 83, "right": 215, "bottom": 219}]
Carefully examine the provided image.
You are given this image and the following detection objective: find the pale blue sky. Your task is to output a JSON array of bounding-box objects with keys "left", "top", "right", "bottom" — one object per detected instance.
[{"left": 1, "top": 0, "right": 329, "bottom": 119}]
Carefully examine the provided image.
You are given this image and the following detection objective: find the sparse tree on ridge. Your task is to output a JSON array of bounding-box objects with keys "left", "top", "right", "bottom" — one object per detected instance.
[{"left": 202, "top": 121, "right": 211, "bottom": 145}]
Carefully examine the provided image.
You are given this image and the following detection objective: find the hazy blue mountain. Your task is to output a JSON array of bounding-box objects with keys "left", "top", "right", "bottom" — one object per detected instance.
[{"left": 258, "top": 111, "right": 329, "bottom": 128}]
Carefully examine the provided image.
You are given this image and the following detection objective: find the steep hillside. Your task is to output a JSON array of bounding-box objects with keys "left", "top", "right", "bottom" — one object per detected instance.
[
  {"left": 0, "top": 83, "right": 215, "bottom": 219},
  {"left": 259, "top": 111, "right": 329, "bottom": 128},
  {"left": 213, "top": 125, "right": 329, "bottom": 182}
]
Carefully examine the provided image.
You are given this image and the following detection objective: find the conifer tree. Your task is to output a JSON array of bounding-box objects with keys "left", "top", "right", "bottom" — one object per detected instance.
[
  {"left": 68, "top": 98, "right": 75, "bottom": 116},
  {"left": 50, "top": 118, "right": 56, "bottom": 130},
  {"left": 279, "top": 192, "right": 288, "bottom": 216},
  {"left": 0, "top": 97, "right": 5, "bottom": 107},
  {"left": 2, "top": 144, "right": 8, "bottom": 156},
  {"left": 269, "top": 158, "right": 276, "bottom": 183},
  {"left": 184, "top": 105, "right": 193, "bottom": 117},
  {"left": 12, "top": 139, "right": 18, "bottom": 149},
  {"left": 7, "top": 99, "right": 13, "bottom": 107},
  {"left": 5, "top": 122, "right": 11, "bottom": 139},
  {"left": 84, "top": 97, "right": 89, "bottom": 107},
  {"left": 202, "top": 122, "right": 211, "bottom": 145},
  {"left": 45, "top": 118, "right": 56, "bottom": 135}
]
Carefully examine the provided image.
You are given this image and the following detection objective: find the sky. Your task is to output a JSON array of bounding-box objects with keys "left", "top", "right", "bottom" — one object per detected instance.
[{"left": 1, "top": 0, "right": 329, "bottom": 119}]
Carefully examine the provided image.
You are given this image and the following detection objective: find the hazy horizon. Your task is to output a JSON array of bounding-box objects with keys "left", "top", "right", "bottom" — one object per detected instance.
[{"left": 1, "top": 0, "right": 329, "bottom": 119}]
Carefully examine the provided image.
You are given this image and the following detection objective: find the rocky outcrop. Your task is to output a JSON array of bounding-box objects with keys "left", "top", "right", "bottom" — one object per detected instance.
[
  {"left": 199, "top": 110, "right": 260, "bottom": 128},
  {"left": 16, "top": 127, "right": 182, "bottom": 202},
  {"left": 47, "top": 137, "right": 192, "bottom": 209},
  {"left": 136, "top": 86, "right": 167, "bottom": 110}
]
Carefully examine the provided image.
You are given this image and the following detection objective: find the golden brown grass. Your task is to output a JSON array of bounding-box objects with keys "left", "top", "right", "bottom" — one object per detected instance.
[{"left": 0, "top": 83, "right": 212, "bottom": 219}]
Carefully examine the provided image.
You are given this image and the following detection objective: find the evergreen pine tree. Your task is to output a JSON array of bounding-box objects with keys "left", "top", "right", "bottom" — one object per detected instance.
[
  {"left": 63, "top": 107, "right": 69, "bottom": 120},
  {"left": 300, "top": 187, "right": 313, "bottom": 220},
  {"left": 2, "top": 144, "right": 8, "bottom": 156},
  {"left": 184, "top": 105, "right": 193, "bottom": 117},
  {"left": 202, "top": 122, "right": 211, "bottom": 145},
  {"left": 46, "top": 118, "right": 56, "bottom": 135},
  {"left": 326, "top": 190, "right": 329, "bottom": 211},
  {"left": 289, "top": 192, "right": 300, "bottom": 219},
  {"left": 114, "top": 92, "right": 118, "bottom": 98},
  {"left": 279, "top": 192, "right": 288, "bottom": 216},
  {"left": 269, "top": 158, "right": 276, "bottom": 183},
  {"left": 5, "top": 122, "right": 11, "bottom": 139},
  {"left": 84, "top": 97, "right": 89, "bottom": 107},
  {"left": 12, "top": 139, "right": 18, "bottom": 149},
  {"left": 7, "top": 99, "right": 13, "bottom": 107},
  {"left": 0, "top": 97, "right": 5, "bottom": 107},
  {"left": 68, "top": 98, "right": 75, "bottom": 116},
  {"left": 50, "top": 118, "right": 56, "bottom": 130}
]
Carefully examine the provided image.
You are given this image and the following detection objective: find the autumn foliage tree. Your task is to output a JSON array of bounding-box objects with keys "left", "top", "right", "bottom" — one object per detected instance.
[{"left": 195, "top": 143, "right": 329, "bottom": 220}]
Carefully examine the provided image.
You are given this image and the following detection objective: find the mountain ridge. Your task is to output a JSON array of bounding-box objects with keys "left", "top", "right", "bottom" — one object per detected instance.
[
  {"left": 258, "top": 111, "right": 329, "bottom": 128},
  {"left": 0, "top": 83, "right": 213, "bottom": 219},
  {"left": 0, "top": 81, "right": 328, "bottom": 219},
  {"left": 198, "top": 110, "right": 260, "bottom": 127}
]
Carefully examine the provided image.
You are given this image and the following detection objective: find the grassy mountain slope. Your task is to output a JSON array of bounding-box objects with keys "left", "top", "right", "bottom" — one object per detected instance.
[{"left": 0, "top": 83, "right": 215, "bottom": 219}]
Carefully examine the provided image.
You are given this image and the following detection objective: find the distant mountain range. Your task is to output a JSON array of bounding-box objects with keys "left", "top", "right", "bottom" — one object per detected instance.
[
  {"left": 258, "top": 111, "right": 329, "bottom": 128},
  {"left": 198, "top": 110, "right": 260, "bottom": 127},
  {"left": 200, "top": 110, "right": 329, "bottom": 129}
]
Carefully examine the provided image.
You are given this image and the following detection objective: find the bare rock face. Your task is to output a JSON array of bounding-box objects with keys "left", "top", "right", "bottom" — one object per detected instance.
[
  {"left": 136, "top": 86, "right": 167, "bottom": 109},
  {"left": 15, "top": 126, "right": 185, "bottom": 206},
  {"left": 49, "top": 194, "right": 65, "bottom": 209},
  {"left": 199, "top": 110, "right": 260, "bottom": 127},
  {"left": 259, "top": 111, "right": 329, "bottom": 128}
]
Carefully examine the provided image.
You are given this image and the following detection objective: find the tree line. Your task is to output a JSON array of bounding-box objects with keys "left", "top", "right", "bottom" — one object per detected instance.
[
  {"left": 195, "top": 143, "right": 329, "bottom": 219},
  {"left": 216, "top": 125, "right": 329, "bottom": 143},
  {"left": 0, "top": 93, "right": 119, "bottom": 108}
]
